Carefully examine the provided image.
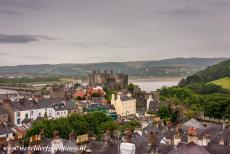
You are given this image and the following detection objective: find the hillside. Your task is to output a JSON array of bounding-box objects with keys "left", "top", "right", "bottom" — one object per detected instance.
[
  {"left": 210, "top": 77, "right": 230, "bottom": 90},
  {"left": 0, "top": 58, "right": 226, "bottom": 78},
  {"left": 179, "top": 59, "right": 230, "bottom": 86},
  {"left": 161, "top": 59, "right": 230, "bottom": 119}
]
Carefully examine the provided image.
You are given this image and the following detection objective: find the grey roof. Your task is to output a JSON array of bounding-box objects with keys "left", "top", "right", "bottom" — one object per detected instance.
[
  {"left": 120, "top": 96, "right": 135, "bottom": 101},
  {"left": 198, "top": 124, "right": 222, "bottom": 142},
  {"left": 87, "top": 103, "right": 104, "bottom": 109},
  {"left": 86, "top": 141, "right": 108, "bottom": 154},
  {"left": 183, "top": 118, "right": 206, "bottom": 130},
  {"left": 100, "top": 142, "right": 118, "bottom": 154},
  {"left": 10, "top": 98, "right": 68, "bottom": 111},
  {"left": 0, "top": 108, "right": 7, "bottom": 115},
  {"left": 131, "top": 132, "right": 148, "bottom": 154},
  {"left": 158, "top": 144, "right": 174, "bottom": 154},
  {"left": 148, "top": 100, "right": 159, "bottom": 112},
  {"left": 66, "top": 100, "right": 77, "bottom": 110},
  {"left": 168, "top": 142, "right": 210, "bottom": 154},
  {"left": 104, "top": 104, "right": 115, "bottom": 110},
  {"left": 92, "top": 97, "right": 105, "bottom": 103},
  {"left": 0, "top": 126, "right": 10, "bottom": 135},
  {"left": 206, "top": 143, "right": 230, "bottom": 154}
]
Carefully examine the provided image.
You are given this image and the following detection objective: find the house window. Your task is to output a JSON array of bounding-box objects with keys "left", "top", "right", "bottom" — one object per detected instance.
[
  {"left": 25, "top": 113, "right": 29, "bottom": 119},
  {"left": 17, "top": 119, "right": 20, "bottom": 125},
  {"left": 57, "top": 112, "right": 60, "bottom": 115},
  {"left": 16, "top": 112, "right": 20, "bottom": 117},
  {"left": 38, "top": 112, "right": 41, "bottom": 117}
]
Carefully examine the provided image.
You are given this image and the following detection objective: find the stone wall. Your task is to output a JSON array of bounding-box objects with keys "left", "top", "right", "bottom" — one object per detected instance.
[{"left": 88, "top": 70, "right": 128, "bottom": 90}]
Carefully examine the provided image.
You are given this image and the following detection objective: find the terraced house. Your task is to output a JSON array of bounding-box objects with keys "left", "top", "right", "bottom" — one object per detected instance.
[{"left": 0, "top": 98, "right": 76, "bottom": 126}]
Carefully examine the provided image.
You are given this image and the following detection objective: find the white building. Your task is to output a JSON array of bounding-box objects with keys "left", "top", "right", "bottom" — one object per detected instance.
[
  {"left": 111, "top": 93, "right": 136, "bottom": 117},
  {"left": 1, "top": 98, "right": 70, "bottom": 126}
]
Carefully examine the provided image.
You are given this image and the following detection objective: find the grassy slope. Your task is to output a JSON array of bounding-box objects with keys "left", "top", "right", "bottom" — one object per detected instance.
[{"left": 210, "top": 77, "right": 230, "bottom": 90}]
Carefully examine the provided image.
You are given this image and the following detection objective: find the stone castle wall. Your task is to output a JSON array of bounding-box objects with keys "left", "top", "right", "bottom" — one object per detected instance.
[{"left": 88, "top": 70, "right": 128, "bottom": 90}]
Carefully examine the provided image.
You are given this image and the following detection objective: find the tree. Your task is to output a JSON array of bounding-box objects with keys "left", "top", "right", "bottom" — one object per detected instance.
[
  {"left": 157, "top": 105, "right": 171, "bottom": 120},
  {"left": 119, "top": 120, "right": 141, "bottom": 132},
  {"left": 104, "top": 87, "right": 114, "bottom": 102},
  {"left": 128, "top": 83, "right": 135, "bottom": 93}
]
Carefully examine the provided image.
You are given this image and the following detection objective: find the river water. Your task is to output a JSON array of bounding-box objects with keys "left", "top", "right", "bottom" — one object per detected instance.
[{"left": 129, "top": 77, "right": 182, "bottom": 92}]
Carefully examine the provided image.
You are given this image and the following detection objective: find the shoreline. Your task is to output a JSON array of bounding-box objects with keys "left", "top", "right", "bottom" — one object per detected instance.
[{"left": 129, "top": 76, "right": 184, "bottom": 82}]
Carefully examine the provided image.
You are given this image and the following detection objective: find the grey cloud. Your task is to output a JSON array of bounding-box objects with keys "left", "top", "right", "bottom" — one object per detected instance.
[
  {"left": 0, "top": 34, "right": 55, "bottom": 44},
  {"left": 0, "top": 9, "right": 22, "bottom": 15},
  {"left": 73, "top": 41, "right": 141, "bottom": 49},
  {"left": 0, "top": 0, "right": 47, "bottom": 9},
  {"left": 0, "top": 52, "right": 10, "bottom": 56},
  {"left": 159, "top": 8, "right": 214, "bottom": 17}
]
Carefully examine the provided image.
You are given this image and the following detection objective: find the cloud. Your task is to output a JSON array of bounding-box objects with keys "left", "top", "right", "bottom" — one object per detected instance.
[
  {"left": 0, "top": 0, "right": 47, "bottom": 10},
  {"left": 0, "top": 34, "right": 55, "bottom": 44},
  {"left": 73, "top": 41, "right": 141, "bottom": 49},
  {"left": 0, "top": 9, "right": 22, "bottom": 15},
  {"left": 0, "top": 52, "right": 10, "bottom": 56}
]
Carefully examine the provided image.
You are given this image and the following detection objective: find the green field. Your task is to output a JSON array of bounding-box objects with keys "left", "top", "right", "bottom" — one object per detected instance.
[{"left": 210, "top": 77, "right": 230, "bottom": 90}]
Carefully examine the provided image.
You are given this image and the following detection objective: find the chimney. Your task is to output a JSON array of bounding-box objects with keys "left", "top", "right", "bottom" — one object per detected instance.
[
  {"left": 111, "top": 94, "right": 115, "bottom": 105},
  {"left": 148, "top": 131, "right": 157, "bottom": 154},
  {"left": 51, "top": 130, "right": 63, "bottom": 154},
  {"left": 104, "top": 130, "right": 111, "bottom": 145},
  {"left": 187, "top": 127, "right": 198, "bottom": 144},
  {"left": 200, "top": 134, "right": 210, "bottom": 146},
  {"left": 124, "top": 128, "right": 132, "bottom": 143},
  {"left": 223, "top": 120, "right": 228, "bottom": 129},
  {"left": 32, "top": 96, "right": 38, "bottom": 104},
  {"left": 69, "top": 130, "right": 76, "bottom": 141},
  {"left": 117, "top": 93, "right": 121, "bottom": 101},
  {"left": 173, "top": 133, "right": 181, "bottom": 146},
  {"left": 19, "top": 98, "right": 25, "bottom": 105},
  {"left": 40, "top": 128, "right": 45, "bottom": 140},
  {"left": 218, "top": 134, "right": 225, "bottom": 145}
]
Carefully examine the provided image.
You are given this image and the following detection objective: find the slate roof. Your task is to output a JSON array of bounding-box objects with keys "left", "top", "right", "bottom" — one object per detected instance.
[
  {"left": 86, "top": 141, "right": 108, "bottom": 154},
  {"left": 104, "top": 104, "right": 115, "bottom": 110},
  {"left": 0, "top": 126, "right": 10, "bottom": 136},
  {"left": 168, "top": 142, "right": 210, "bottom": 154},
  {"left": 9, "top": 98, "right": 68, "bottom": 111},
  {"left": 148, "top": 100, "right": 159, "bottom": 112},
  {"left": 158, "top": 144, "right": 174, "bottom": 154},
  {"left": 131, "top": 132, "right": 148, "bottom": 154},
  {"left": 183, "top": 118, "right": 206, "bottom": 130},
  {"left": 92, "top": 97, "right": 105, "bottom": 103},
  {"left": 87, "top": 103, "right": 105, "bottom": 109},
  {"left": 198, "top": 124, "right": 222, "bottom": 142},
  {"left": 120, "top": 96, "right": 135, "bottom": 101},
  {"left": 206, "top": 143, "right": 230, "bottom": 154},
  {"left": 100, "top": 142, "right": 118, "bottom": 154},
  {"left": 66, "top": 100, "right": 77, "bottom": 110},
  {"left": 0, "top": 108, "right": 7, "bottom": 115}
]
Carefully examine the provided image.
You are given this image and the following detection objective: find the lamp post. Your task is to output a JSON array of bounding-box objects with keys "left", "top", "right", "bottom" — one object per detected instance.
[{"left": 116, "top": 130, "right": 121, "bottom": 154}]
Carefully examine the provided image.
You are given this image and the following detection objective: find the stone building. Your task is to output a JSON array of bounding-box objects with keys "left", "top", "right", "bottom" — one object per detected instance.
[
  {"left": 0, "top": 108, "right": 8, "bottom": 124},
  {"left": 88, "top": 70, "right": 128, "bottom": 90},
  {"left": 111, "top": 93, "right": 136, "bottom": 117}
]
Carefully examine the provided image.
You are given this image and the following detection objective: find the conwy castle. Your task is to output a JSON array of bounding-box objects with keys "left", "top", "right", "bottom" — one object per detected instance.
[{"left": 88, "top": 70, "right": 128, "bottom": 90}]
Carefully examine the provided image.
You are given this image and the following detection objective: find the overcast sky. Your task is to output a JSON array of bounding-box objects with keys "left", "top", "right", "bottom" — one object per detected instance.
[{"left": 0, "top": 0, "right": 230, "bottom": 66}]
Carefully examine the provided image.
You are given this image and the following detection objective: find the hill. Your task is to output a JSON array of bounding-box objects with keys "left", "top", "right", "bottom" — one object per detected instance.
[
  {"left": 161, "top": 59, "right": 230, "bottom": 119},
  {"left": 179, "top": 59, "right": 230, "bottom": 86},
  {"left": 0, "top": 58, "right": 226, "bottom": 78},
  {"left": 210, "top": 77, "right": 230, "bottom": 90}
]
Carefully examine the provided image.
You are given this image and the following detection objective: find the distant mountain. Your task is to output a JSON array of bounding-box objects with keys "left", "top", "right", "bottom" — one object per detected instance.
[
  {"left": 0, "top": 58, "right": 227, "bottom": 78},
  {"left": 179, "top": 59, "right": 230, "bottom": 86}
]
